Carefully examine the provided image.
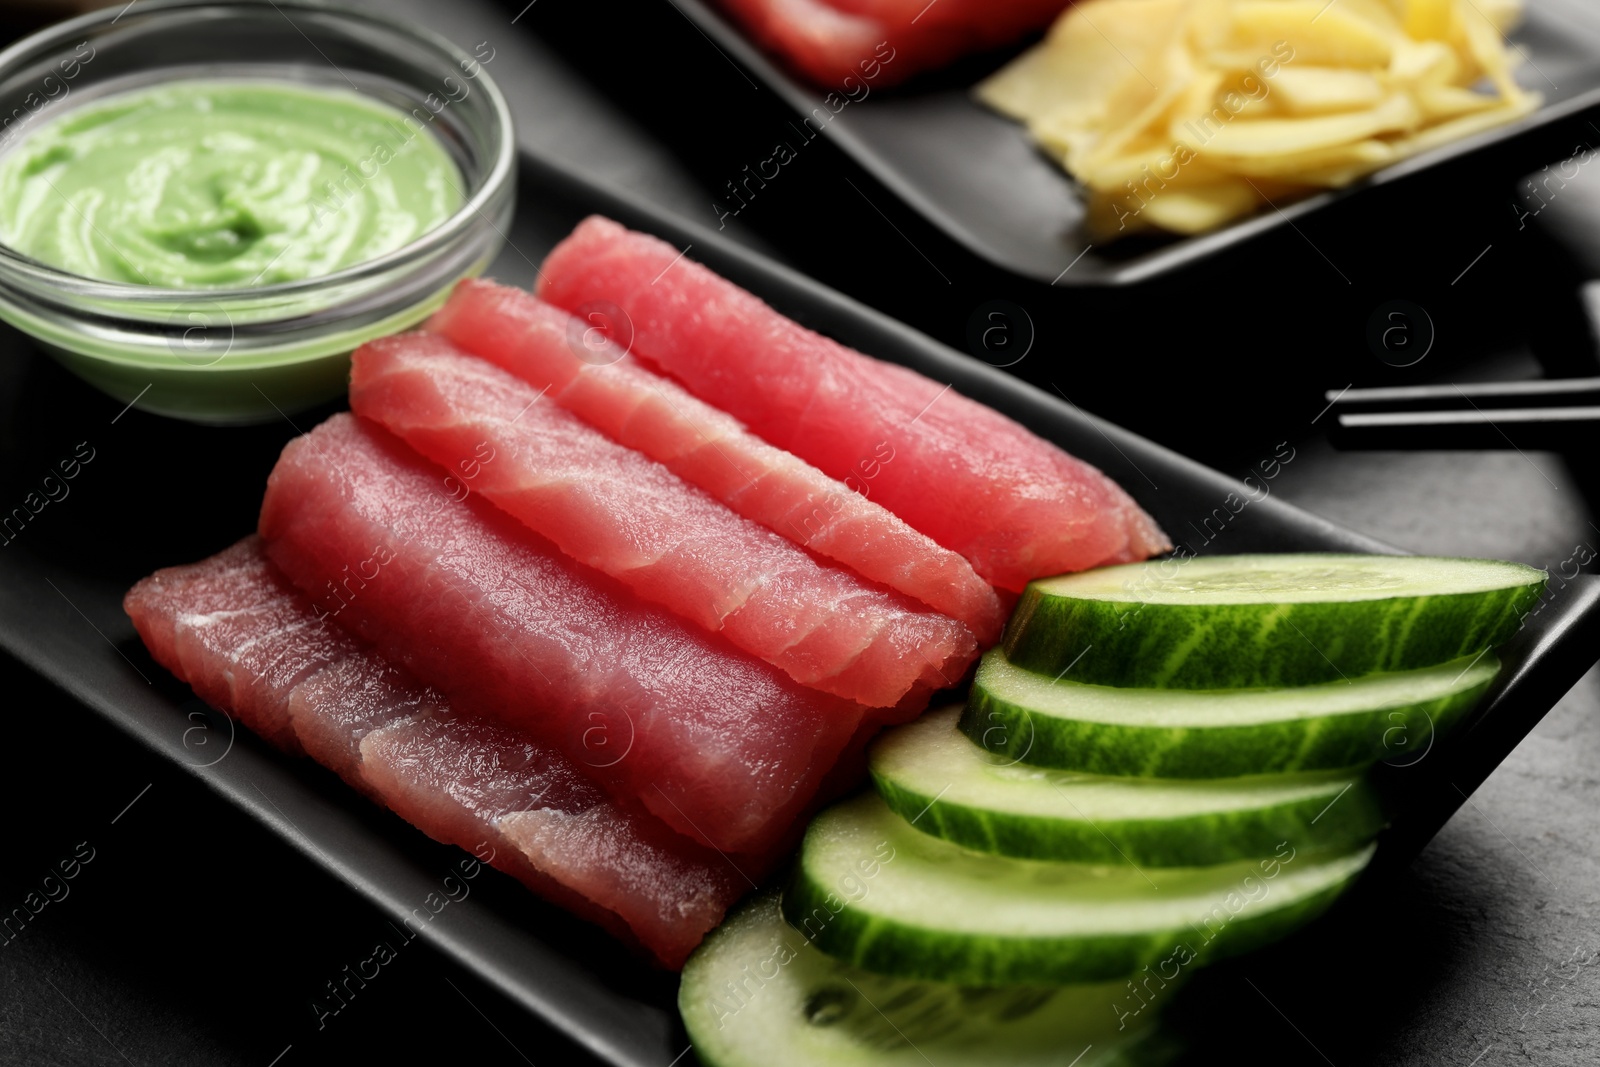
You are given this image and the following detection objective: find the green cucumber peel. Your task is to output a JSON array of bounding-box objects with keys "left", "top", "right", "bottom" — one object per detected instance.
[
  {"left": 681, "top": 891, "right": 1180, "bottom": 1067},
  {"left": 964, "top": 648, "right": 1498, "bottom": 778},
  {"left": 783, "top": 793, "right": 1373, "bottom": 986},
  {"left": 871, "top": 707, "right": 1385, "bottom": 865},
  {"left": 1003, "top": 554, "right": 1543, "bottom": 689}
]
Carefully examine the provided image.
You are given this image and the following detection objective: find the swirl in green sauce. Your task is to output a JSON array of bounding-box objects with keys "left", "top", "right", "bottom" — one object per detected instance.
[{"left": 0, "top": 80, "right": 463, "bottom": 288}]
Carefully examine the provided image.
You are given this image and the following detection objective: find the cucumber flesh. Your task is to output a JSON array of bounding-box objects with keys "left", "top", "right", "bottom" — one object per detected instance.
[
  {"left": 681, "top": 890, "right": 1179, "bottom": 1067},
  {"left": 785, "top": 792, "right": 1373, "bottom": 986},
  {"left": 871, "top": 707, "right": 1385, "bottom": 866},
  {"left": 966, "top": 648, "right": 1498, "bottom": 778},
  {"left": 1003, "top": 554, "right": 1543, "bottom": 688}
]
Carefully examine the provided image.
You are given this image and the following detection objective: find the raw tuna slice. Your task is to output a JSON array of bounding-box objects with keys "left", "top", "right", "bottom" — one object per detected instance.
[
  {"left": 535, "top": 217, "right": 1171, "bottom": 592},
  {"left": 350, "top": 333, "right": 976, "bottom": 707},
  {"left": 358, "top": 711, "right": 751, "bottom": 968},
  {"left": 351, "top": 708, "right": 645, "bottom": 950},
  {"left": 711, "top": 0, "right": 1071, "bottom": 89},
  {"left": 429, "top": 280, "right": 1005, "bottom": 643},
  {"left": 714, "top": 0, "right": 884, "bottom": 87},
  {"left": 288, "top": 653, "right": 435, "bottom": 796},
  {"left": 125, "top": 539, "right": 752, "bottom": 968},
  {"left": 496, "top": 799, "right": 758, "bottom": 969},
  {"left": 258, "top": 413, "right": 866, "bottom": 854},
  {"left": 123, "top": 537, "right": 362, "bottom": 753},
  {"left": 828, "top": 0, "right": 1074, "bottom": 34}
]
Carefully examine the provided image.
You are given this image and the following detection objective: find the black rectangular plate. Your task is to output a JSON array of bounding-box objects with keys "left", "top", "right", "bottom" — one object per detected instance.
[
  {"left": 0, "top": 150, "right": 1596, "bottom": 1066},
  {"left": 672, "top": 0, "right": 1600, "bottom": 285}
]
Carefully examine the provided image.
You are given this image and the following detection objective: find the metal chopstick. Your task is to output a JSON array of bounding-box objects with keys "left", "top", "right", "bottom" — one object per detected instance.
[
  {"left": 1329, "top": 404, "right": 1600, "bottom": 451},
  {"left": 1326, "top": 378, "right": 1600, "bottom": 414}
]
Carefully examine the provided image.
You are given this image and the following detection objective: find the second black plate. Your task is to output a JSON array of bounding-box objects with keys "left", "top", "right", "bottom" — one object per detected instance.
[{"left": 674, "top": 0, "right": 1600, "bottom": 285}]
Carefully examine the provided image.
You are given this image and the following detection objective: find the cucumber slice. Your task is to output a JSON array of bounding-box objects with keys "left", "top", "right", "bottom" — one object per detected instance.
[
  {"left": 681, "top": 891, "right": 1180, "bottom": 1067},
  {"left": 784, "top": 792, "right": 1373, "bottom": 986},
  {"left": 871, "top": 707, "right": 1385, "bottom": 866},
  {"left": 1003, "top": 554, "right": 1542, "bottom": 688},
  {"left": 965, "top": 648, "right": 1497, "bottom": 778}
]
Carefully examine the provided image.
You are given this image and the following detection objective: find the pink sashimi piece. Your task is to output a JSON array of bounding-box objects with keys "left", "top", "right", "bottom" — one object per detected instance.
[
  {"left": 257, "top": 413, "right": 866, "bottom": 856},
  {"left": 428, "top": 280, "right": 1004, "bottom": 644},
  {"left": 714, "top": 0, "right": 884, "bottom": 86},
  {"left": 535, "top": 217, "right": 1171, "bottom": 593},
  {"left": 710, "top": 0, "right": 1072, "bottom": 89},
  {"left": 289, "top": 654, "right": 438, "bottom": 798},
  {"left": 122, "top": 540, "right": 248, "bottom": 672},
  {"left": 350, "top": 334, "right": 976, "bottom": 708},
  {"left": 827, "top": 0, "right": 1073, "bottom": 32},
  {"left": 497, "top": 804, "right": 757, "bottom": 971},
  {"left": 357, "top": 711, "right": 752, "bottom": 968},
  {"left": 124, "top": 537, "right": 362, "bottom": 753},
  {"left": 125, "top": 539, "right": 752, "bottom": 969},
  {"left": 352, "top": 711, "right": 647, "bottom": 952}
]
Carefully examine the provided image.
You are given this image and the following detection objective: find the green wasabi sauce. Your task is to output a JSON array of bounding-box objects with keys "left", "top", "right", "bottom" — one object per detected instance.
[{"left": 0, "top": 80, "right": 462, "bottom": 288}]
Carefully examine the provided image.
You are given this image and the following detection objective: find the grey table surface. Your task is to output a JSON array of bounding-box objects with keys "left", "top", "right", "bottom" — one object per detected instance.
[{"left": 1, "top": 1, "right": 1597, "bottom": 1065}]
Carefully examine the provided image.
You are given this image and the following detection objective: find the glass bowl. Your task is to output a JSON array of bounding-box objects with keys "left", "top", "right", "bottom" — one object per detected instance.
[{"left": 0, "top": 0, "right": 515, "bottom": 423}]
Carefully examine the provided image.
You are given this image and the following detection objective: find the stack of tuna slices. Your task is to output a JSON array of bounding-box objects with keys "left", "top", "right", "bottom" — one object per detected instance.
[{"left": 125, "top": 217, "right": 1168, "bottom": 969}]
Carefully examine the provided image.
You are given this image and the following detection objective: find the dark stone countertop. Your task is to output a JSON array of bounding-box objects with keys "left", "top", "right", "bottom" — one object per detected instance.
[{"left": 1, "top": 2, "right": 1595, "bottom": 1065}]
